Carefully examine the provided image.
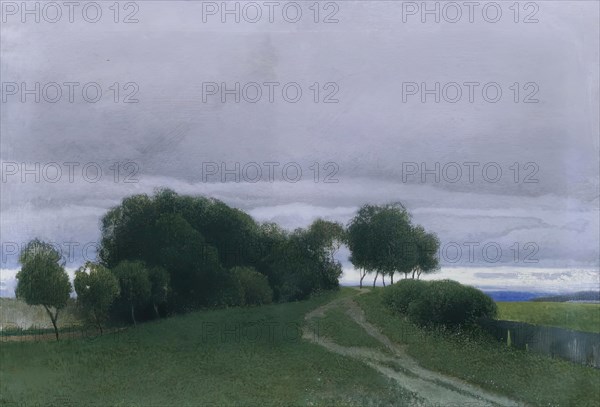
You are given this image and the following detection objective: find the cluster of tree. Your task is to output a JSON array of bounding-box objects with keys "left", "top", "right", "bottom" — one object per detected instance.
[
  {"left": 13, "top": 240, "right": 165, "bottom": 338},
  {"left": 98, "top": 189, "right": 345, "bottom": 316},
  {"left": 14, "top": 192, "right": 439, "bottom": 339},
  {"left": 347, "top": 203, "right": 440, "bottom": 287}
]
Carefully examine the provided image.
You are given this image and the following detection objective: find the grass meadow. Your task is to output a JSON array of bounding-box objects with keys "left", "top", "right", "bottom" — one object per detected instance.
[
  {"left": 2, "top": 288, "right": 599, "bottom": 406},
  {"left": 0, "top": 288, "right": 421, "bottom": 407},
  {"left": 496, "top": 301, "right": 600, "bottom": 333}
]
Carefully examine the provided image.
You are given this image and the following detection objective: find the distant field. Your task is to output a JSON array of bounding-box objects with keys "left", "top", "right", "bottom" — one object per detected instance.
[
  {"left": 0, "top": 298, "right": 82, "bottom": 331},
  {"left": 496, "top": 301, "right": 600, "bottom": 333}
]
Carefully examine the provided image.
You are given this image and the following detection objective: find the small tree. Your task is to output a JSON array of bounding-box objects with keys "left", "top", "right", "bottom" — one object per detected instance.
[
  {"left": 371, "top": 203, "right": 416, "bottom": 285},
  {"left": 412, "top": 226, "right": 440, "bottom": 279},
  {"left": 231, "top": 266, "right": 273, "bottom": 306},
  {"left": 148, "top": 266, "right": 170, "bottom": 318},
  {"left": 15, "top": 239, "right": 72, "bottom": 340},
  {"left": 347, "top": 205, "right": 378, "bottom": 288},
  {"left": 306, "top": 219, "right": 346, "bottom": 263},
  {"left": 112, "top": 260, "right": 151, "bottom": 326},
  {"left": 74, "top": 262, "right": 120, "bottom": 334},
  {"left": 348, "top": 203, "right": 416, "bottom": 287}
]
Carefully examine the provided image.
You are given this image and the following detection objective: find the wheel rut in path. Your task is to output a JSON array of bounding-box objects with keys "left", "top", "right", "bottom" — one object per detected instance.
[{"left": 302, "top": 290, "right": 527, "bottom": 407}]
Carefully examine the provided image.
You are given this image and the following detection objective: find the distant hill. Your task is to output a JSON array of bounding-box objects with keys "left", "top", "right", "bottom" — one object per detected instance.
[{"left": 531, "top": 291, "right": 600, "bottom": 303}]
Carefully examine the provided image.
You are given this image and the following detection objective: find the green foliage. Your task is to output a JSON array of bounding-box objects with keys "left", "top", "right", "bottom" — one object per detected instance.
[
  {"left": 381, "top": 278, "right": 429, "bottom": 313},
  {"left": 347, "top": 203, "right": 440, "bottom": 286},
  {"left": 346, "top": 204, "right": 379, "bottom": 278},
  {"left": 98, "top": 189, "right": 343, "bottom": 312},
  {"left": 112, "top": 260, "right": 151, "bottom": 324},
  {"left": 371, "top": 204, "right": 416, "bottom": 275},
  {"left": 99, "top": 193, "right": 156, "bottom": 267},
  {"left": 199, "top": 200, "right": 263, "bottom": 269},
  {"left": 305, "top": 219, "right": 345, "bottom": 291},
  {"left": 405, "top": 280, "right": 497, "bottom": 327},
  {"left": 215, "top": 271, "right": 245, "bottom": 307},
  {"left": 147, "top": 266, "right": 170, "bottom": 317},
  {"left": 74, "top": 262, "right": 119, "bottom": 332},
  {"left": 15, "top": 241, "right": 71, "bottom": 310},
  {"left": 411, "top": 225, "right": 440, "bottom": 278},
  {"left": 15, "top": 239, "right": 72, "bottom": 340},
  {"left": 113, "top": 261, "right": 151, "bottom": 306},
  {"left": 231, "top": 266, "right": 273, "bottom": 306},
  {"left": 381, "top": 279, "right": 497, "bottom": 328},
  {"left": 17, "top": 238, "right": 63, "bottom": 266},
  {"left": 153, "top": 213, "right": 222, "bottom": 311},
  {"left": 306, "top": 219, "right": 346, "bottom": 261},
  {"left": 267, "top": 226, "right": 342, "bottom": 302},
  {"left": 15, "top": 256, "right": 72, "bottom": 309}
]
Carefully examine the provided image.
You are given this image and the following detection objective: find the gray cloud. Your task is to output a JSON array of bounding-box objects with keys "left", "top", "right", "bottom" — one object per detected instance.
[{"left": 1, "top": 2, "right": 598, "bottom": 290}]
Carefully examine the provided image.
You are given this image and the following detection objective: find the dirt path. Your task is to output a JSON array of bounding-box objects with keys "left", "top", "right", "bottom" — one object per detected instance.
[{"left": 303, "top": 289, "right": 527, "bottom": 407}]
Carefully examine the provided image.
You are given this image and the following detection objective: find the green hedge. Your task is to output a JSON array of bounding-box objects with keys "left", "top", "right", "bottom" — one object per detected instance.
[
  {"left": 383, "top": 279, "right": 497, "bottom": 328},
  {"left": 381, "top": 278, "right": 429, "bottom": 313}
]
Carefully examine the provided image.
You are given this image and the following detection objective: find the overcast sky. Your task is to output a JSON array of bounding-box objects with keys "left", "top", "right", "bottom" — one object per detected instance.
[{"left": 1, "top": 1, "right": 598, "bottom": 295}]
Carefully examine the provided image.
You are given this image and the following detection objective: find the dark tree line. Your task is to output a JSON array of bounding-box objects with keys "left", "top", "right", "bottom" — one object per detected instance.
[
  {"left": 14, "top": 191, "right": 439, "bottom": 338},
  {"left": 98, "top": 189, "right": 345, "bottom": 319}
]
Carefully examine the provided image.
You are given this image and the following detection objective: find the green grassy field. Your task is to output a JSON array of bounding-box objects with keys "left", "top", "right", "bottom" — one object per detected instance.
[
  {"left": 497, "top": 301, "right": 600, "bottom": 333},
  {"left": 0, "top": 288, "right": 422, "bottom": 407},
  {"left": 3, "top": 287, "right": 600, "bottom": 406},
  {"left": 356, "top": 289, "right": 600, "bottom": 407}
]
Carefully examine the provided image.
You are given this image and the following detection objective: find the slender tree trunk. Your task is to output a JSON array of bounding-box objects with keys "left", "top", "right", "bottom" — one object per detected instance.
[
  {"left": 130, "top": 303, "right": 137, "bottom": 326},
  {"left": 43, "top": 305, "right": 59, "bottom": 341},
  {"left": 94, "top": 312, "right": 103, "bottom": 335},
  {"left": 390, "top": 273, "right": 394, "bottom": 285},
  {"left": 373, "top": 272, "right": 379, "bottom": 287},
  {"left": 359, "top": 269, "right": 366, "bottom": 289},
  {"left": 153, "top": 303, "right": 160, "bottom": 319},
  {"left": 412, "top": 269, "right": 416, "bottom": 279},
  {"left": 382, "top": 274, "right": 386, "bottom": 287}
]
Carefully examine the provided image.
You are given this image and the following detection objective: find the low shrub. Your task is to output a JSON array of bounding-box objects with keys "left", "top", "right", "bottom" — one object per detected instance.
[
  {"left": 382, "top": 278, "right": 497, "bottom": 328},
  {"left": 381, "top": 279, "right": 429, "bottom": 313},
  {"left": 231, "top": 266, "right": 273, "bottom": 306},
  {"left": 406, "top": 280, "right": 497, "bottom": 327}
]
